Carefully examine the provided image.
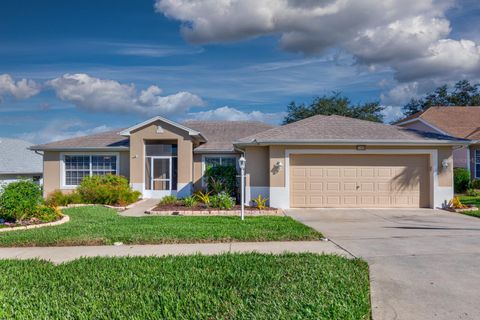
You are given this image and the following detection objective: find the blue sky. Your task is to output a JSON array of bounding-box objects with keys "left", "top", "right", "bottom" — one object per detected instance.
[{"left": 0, "top": 0, "right": 479, "bottom": 143}]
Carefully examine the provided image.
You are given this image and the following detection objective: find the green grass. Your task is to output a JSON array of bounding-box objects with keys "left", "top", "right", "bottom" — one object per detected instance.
[
  {"left": 0, "top": 253, "right": 370, "bottom": 319},
  {"left": 0, "top": 206, "right": 321, "bottom": 247},
  {"left": 458, "top": 195, "right": 480, "bottom": 207}
]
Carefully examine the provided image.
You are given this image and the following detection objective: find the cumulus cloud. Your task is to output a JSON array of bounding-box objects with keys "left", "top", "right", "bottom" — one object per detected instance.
[
  {"left": 155, "top": 0, "right": 480, "bottom": 88},
  {"left": 0, "top": 74, "right": 40, "bottom": 100},
  {"left": 18, "top": 119, "right": 112, "bottom": 144},
  {"left": 47, "top": 73, "right": 205, "bottom": 116},
  {"left": 187, "top": 106, "right": 285, "bottom": 124}
]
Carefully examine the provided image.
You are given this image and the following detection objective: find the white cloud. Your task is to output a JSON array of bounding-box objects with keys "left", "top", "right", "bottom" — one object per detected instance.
[
  {"left": 381, "top": 105, "right": 405, "bottom": 124},
  {"left": 155, "top": 0, "right": 480, "bottom": 86},
  {"left": 47, "top": 73, "right": 205, "bottom": 116},
  {"left": 187, "top": 106, "right": 285, "bottom": 124},
  {"left": 0, "top": 74, "right": 40, "bottom": 100},
  {"left": 18, "top": 119, "right": 112, "bottom": 144}
]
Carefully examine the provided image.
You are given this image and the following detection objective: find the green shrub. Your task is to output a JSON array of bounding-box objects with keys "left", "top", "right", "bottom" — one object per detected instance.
[
  {"left": 182, "top": 196, "right": 197, "bottom": 207},
  {"left": 204, "top": 165, "right": 237, "bottom": 196},
  {"left": 46, "top": 190, "right": 82, "bottom": 207},
  {"left": 210, "top": 192, "right": 235, "bottom": 210},
  {"left": 194, "top": 191, "right": 211, "bottom": 206},
  {"left": 0, "top": 180, "right": 43, "bottom": 221},
  {"left": 77, "top": 175, "right": 141, "bottom": 206},
  {"left": 33, "top": 205, "right": 63, "bottom": 222},
  {"left": 472, "top": 179, "right": 480, "bottom": 189},
  {"left": 466, "top": 188, "right": 480, "bottom": 197},
  {"left": 454, "top": 168, "right": 471, "bottom": 193},
  {"left": 160, "top": 195, "right": 178, "bottom": 205}
]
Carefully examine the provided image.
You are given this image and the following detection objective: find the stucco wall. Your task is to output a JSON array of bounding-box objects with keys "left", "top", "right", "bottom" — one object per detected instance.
[
  {"left": 245, "top": 146, "right": 269, "bottom": 187},
  {"left": 193, "top": 154, "right": 203, "bottom": 190},
  {"left": 129, "top": 120, "right": 193, "bottom": 189},
  {"left": 42, "top": 151, "right": 130, "bottom": 197}
]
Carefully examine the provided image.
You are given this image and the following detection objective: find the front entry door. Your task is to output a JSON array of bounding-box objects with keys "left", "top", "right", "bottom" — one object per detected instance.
[{"left": 144, "top": 156, "right": 173, "bottom": 198}]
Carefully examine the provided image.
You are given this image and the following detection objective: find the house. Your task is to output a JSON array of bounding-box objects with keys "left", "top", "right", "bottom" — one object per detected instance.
[
  {"left": 0, "top": 138, "right": 43, "bottom": 187},
  {"left": 30, "top": 115, "right": 467, "bottom": 209},
  {"left": 395, "top": 107, "right": 480, "bottom": 179}
]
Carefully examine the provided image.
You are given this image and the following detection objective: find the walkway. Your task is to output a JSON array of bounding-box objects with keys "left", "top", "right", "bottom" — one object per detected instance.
[
  {"left": 0, "top": 240, "right": 347, "bottom": 264},
  {"left": 120, "top": 198, "right": 158, "bottom": 217}
]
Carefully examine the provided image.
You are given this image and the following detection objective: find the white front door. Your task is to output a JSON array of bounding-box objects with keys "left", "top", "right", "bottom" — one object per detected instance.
[{"left": 144, "top": 156, "right": 176, "bottom": 198}]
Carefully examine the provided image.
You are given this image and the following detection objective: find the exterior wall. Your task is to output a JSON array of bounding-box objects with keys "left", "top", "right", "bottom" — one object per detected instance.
[
  {"left": 262, "top": 145, "right": 454, "bottom": 209},
  {"left": 129, "top": 120, "right": 193, "bottom": 198},
  {"left": 193, "top": 154, "right": 203, "bottom": 191},
  {"left": 244, "top": 146, "right": 270, "bottom": 204},
  {"left": 453, "top": 147, "right": 469, "bottom": 169},
  {"left": 42, "top": 150, "right": 130, "bottom": 197}
]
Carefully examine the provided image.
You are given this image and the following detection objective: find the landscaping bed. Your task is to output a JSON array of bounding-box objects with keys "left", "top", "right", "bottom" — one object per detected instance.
[
  {"left": 151, "top": 203, "right": 283, "bottom": 215},
  {"left": 0, "top": 206, "right": 322, "bottom": 247},
  {"left": 0, "top": 253, "right": 370, "bottom": 319}
]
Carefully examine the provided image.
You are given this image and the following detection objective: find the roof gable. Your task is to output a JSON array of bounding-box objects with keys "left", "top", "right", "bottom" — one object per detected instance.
[{"left": 119, "top": 116, "right": 204, "bottom": 139}]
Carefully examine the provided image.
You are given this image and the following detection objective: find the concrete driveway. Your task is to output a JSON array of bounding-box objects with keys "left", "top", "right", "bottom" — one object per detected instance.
[{"left": 287, "top": 208, "right": 480, "bottom": 320}]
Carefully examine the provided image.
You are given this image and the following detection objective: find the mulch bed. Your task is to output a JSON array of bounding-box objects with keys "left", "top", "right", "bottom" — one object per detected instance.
[
  {"left": 0, "top": 216, "right": 63, "bottom": 229},
  {"left": 153, "top": 204, "right": 277, "bottom": 212}
]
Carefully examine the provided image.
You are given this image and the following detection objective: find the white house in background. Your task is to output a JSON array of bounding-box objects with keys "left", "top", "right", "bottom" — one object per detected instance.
[{"left": 0, "top": 138, "right": 43, "bottom": 187}]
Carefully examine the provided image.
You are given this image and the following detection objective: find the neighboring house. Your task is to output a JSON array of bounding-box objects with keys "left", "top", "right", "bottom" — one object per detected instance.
[
  {"left": 31, "top": 115, "right": 466, "bottom": 209},
  {"left": 0, "top": 138, "right": 43, "bottom": 187},
  {"left": 395, "top": 107, "right": 480, "bottom": 179}
]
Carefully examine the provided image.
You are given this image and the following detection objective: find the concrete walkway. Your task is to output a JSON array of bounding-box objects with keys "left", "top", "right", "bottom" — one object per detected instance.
[
  {"left": 288, "top": 208, "right": 480, "bottom": 320},
  {"left": 120, "top": 198, "right": 158, "bottom": 217},
  {"left": 0, "top": 241, "right": 348, "bottom": 264}
]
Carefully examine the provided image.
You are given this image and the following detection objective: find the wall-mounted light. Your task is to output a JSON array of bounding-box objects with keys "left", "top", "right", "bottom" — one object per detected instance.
[
  {"left": 132, "top": 155, "right": 138, "bottom": 159},
  {"left": 441, "top": 159, "right": 449, "bottom": 169},
  {"left": 275, "top": 161, "right": 283, "bottom": 168}
]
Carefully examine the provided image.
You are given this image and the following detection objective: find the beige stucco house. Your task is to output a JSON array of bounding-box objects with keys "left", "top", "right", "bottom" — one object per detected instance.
[
  {"left": 31, "top": 114, "right": 467, "bottom": 209},
  {"left": 395, "top": 107, "right": 480, "bottom": 180}
]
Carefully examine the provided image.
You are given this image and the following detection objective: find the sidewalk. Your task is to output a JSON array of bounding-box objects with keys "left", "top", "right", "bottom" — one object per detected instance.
[
  {"left": 120, "top": 198, "right": 158, "bottom": 217},
  {"left": 0, "top": 241, "right": 349, "bottom": 264}
]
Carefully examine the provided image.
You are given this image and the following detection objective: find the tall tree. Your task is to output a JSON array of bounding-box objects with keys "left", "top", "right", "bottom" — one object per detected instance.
[
  {"left": 401, "top": 80, "right": 480, "bottom": 116},
  {"left": 283, "top": 92, "right": 383, "bottom": 124}
]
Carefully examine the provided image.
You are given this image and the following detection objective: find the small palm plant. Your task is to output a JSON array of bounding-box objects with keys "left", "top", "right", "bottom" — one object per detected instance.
[
  {"left": 194, "top": 190, "right": 211, "bottom": 207},
  {"left": 253, "top": 194, "right": 268, "bottom": 210}
]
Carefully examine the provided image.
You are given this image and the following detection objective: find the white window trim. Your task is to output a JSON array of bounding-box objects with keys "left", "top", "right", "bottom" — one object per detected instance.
[
  {"left": 201, "top": 154, "right": 239, "bottom": 187},
  {"left": 60, "top": 152, "right": 120, "bottom": 189},
  {"left": 475, "top": 150, "right": 480, "bottom": 179}
]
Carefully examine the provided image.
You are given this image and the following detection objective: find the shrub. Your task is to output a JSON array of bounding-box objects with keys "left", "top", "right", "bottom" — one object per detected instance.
[
  {"left": 210, "top": 192, "right": 235, "bottom": 210},
  {"left": 472, "top": 179, "right": 480, "bottom": 189},
  {"left": 33, "top": 205, "right": 63, "bottom": 223},
  {"left": 0, "top": 180, "right": 43, "bottom": 221},
  {"left": 454, "top": 168, "right": 470, "bottom": 193},
  {"left": 204, "top": 165, "right": 237, "bottom": 196},
  {"left": 182, "top": 196, "right": 198, "bottom": 207},
  {"left": 77, "top": 175, "right": 141, "bottom": 206},
  {"left": 253, "top": 194, "right": 269, "bottom": 210},
  {"left": 159, "top": 195, "right": 178, "bottom": 205},
  {"left": 466, "top": 188, "right": 480, "bottom": 197},
  {"left": 46, "top": 190, "right": 82, "bottom": 207},
  {"left": 194, "top": 190, "right": 211, "bottom": 206}
]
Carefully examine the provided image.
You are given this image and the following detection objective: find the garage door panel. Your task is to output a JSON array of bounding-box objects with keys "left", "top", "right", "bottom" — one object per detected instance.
[{"left": 290, "top": 154, "right": 430, "bottom": 208}]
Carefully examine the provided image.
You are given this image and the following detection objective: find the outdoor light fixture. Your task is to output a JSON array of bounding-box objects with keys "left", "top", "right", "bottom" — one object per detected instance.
[
  {"left": 441, "top": 159, "right": 449, "bottom": 169},
  {"left": 239, "top": 156, "right": 246, "bottom": 221},
  {"left": 275, "top": 161, "right": 283, "bottom": 168}
]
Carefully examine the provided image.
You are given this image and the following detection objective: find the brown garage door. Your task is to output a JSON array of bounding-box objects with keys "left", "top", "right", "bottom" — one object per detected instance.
[{"left": 290, "top": 154, "right": 430, "bottom": 208}]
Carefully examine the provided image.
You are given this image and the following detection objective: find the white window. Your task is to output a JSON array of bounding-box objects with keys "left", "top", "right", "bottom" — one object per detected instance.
[
  {"left": 204, "top": 156, "right": 237, "bottom": 169},
  {"left": 63, "top": 154, "right": 118, "bottom": 187},
  {"left": 476, "top": 150, "right": 480, "bottom": 179}
]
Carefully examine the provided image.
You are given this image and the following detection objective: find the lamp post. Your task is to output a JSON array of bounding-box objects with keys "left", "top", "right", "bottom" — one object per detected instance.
[{"left": 239, "top": 156, "right": 246, "bottom": 221}]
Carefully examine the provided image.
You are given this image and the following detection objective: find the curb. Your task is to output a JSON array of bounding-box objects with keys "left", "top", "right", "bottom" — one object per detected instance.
[
  {"left": 144, "top": 208, "right": 285, "bottom": 216},
  {"left": 0, "top": 215, "right": 70, "bottom": 233}
]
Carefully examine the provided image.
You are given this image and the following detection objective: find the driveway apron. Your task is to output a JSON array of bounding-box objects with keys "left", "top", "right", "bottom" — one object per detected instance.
[{"left": 287, "top": 208, "right": 480, "bottom": 320}]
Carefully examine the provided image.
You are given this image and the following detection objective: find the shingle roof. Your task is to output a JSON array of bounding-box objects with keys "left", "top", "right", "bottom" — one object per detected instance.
[
  {"left": 0, "top": 138, "right": 42, "bottom": 174},
  {"left": 395, "top": 106, "right": 480, "bottom": 140},
  {"left": 235, "top": 115, "right": 467, "bottom": 145},
  {"left": 30, "top": 129, "right": 129, "bottom": 151},
  {"left": 183, "top": 121, "right": 275, "bottom": 152}
]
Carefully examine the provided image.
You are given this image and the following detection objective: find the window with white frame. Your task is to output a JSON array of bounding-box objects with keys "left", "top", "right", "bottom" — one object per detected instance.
[
  {"left": 476, "top": 150, "right": 480, "bottom": 178},
  {"left": 64, "top": 155, "right": 118, "bottom": 186},
  {"left": 204, "top": 156, "right": 237, "bottom": 169}
]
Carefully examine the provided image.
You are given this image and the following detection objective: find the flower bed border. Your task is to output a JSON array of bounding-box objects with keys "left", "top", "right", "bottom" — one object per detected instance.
[
  {"left": 0, "top": 215, "right": 70, "bottom": 233},
  {"left": 60, "top": 199, "right": 147, "bottom": 212},
  {"left": 146, "top": 207, "right": 285, "bottom": 216}
]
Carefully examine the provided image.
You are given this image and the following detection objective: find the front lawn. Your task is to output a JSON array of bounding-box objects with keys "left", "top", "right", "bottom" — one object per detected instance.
[
  {"left": 458, "top": 195, "right": 480, "bottom": 207},
  {"left": 0, "top": 253, "right": 370, "bottom": 319},
  {"left": 0, "top": 206, "right": 321, "bottom": 247}
]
